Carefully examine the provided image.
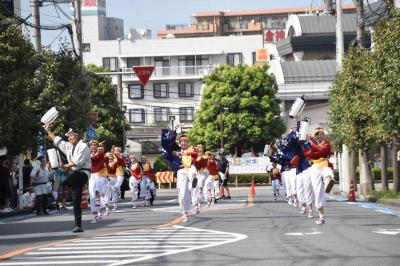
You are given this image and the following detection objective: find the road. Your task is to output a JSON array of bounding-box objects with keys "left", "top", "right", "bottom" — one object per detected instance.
[{"left": 0, "top": 187, "right": 400, "bottom": 265}]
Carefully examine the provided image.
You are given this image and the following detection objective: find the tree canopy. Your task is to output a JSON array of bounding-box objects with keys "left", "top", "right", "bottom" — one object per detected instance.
[{"left": 189, "top": 64, "right": 285, "bottom": 156}]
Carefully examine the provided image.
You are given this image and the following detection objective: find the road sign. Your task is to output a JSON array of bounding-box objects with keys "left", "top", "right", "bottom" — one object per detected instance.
[{"left": 132, "top": 66, "right": 155, "bottom": 86}]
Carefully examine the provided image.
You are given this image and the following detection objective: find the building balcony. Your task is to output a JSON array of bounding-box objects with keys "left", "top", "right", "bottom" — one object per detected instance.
[{"left": 122, "top": 64, "right": 218, "bottom": 81}]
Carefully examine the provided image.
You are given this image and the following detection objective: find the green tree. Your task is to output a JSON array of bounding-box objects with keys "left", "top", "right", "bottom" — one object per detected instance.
[
  {"left": 189, "top": 64, "right": 285, "bottom": 156},
  {"left": 369, "top": 4, "right": 400, "bottom": 192},
  {"left": 34, "top": 46, "right": 91, "bottom": 143},
  {"left": 86, "top": 64, "right": 128, "bottom": 150},
  {"left": 0, "top": 20, "right": 42, "bottom": 155}
]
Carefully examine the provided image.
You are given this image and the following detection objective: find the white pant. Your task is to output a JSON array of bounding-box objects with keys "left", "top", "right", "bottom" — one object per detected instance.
[
  {"left": 129, "top": 177, "right": 141, "bottom": 202},
  {"left": 106, "top": 178, "right": 119, "bottom": 203},
  {"left": 140, "top": 175, "right": 151, "bottom": 200},
  {"left": 296, "top": 168, "right": 314, "bottom": 205},
  {"left": 284, "top": 168, "right": 297, "bottom": 197},
  {"left": 177, "top": 167, "right": 192, "bottom": 214},
  {"left": 193, "top": 172, "right": 207, "bottom": 205},
  {"left": 310, "top": 165, "right": 327, "bottom": 209},
  {"left": 89, "top": 174, "right": 97, "bottom": 212}
]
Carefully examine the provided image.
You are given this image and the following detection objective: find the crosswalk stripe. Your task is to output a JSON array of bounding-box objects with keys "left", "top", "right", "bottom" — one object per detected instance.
[{"left": 0, "top": 225, "right": 247, "bottom": 266}]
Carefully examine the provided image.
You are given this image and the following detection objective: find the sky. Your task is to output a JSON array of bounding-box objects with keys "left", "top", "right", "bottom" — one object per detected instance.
[{"left": 18, "top": 0, "right": 352, "bottom": 49}]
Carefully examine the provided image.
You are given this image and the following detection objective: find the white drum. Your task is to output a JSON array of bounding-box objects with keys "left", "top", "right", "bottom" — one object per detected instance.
[
  {"left": 298, "top": 120, "right": 310, "bottom": 141},
  {"left": 41, "top": 107, "right": 59, "bottom": 125},
  {"left": 47, "top": 148, "right": 60, "bottom": 169},
  {"left": 289, "top": 96, "right": 305, "bottom": 119}
]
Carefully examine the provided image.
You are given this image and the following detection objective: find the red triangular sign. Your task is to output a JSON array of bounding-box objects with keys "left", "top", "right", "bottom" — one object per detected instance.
[{"left": 132, "top": 66, "right": 155, "bottom": 86}]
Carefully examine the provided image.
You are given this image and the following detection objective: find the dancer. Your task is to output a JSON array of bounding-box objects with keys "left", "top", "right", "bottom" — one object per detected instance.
[
  {"left": 206, "top": 151, "right": 220, "bottom": 205},
  {"left": 128, "top": 155, "right": 142, "bottom": 208},
  {"left": 43, "top": 126, "right": 91, "bottom": 233},
  {"left": 192, "top": 145, "right": 208, "bottom": 212},
  {"left": 303, "top": 127, "right": 333, "bottom": 225},
  {"left": 270, "top": 162, "right": 281, "bottom": 201},
  {"left": 161, "top": 126, "right": 197, "bottom": 222},
  {"left": 88, "top": 140, "right": 108, "bottom": 223}
]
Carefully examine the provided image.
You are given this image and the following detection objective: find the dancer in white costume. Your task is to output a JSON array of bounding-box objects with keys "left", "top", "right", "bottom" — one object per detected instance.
[
  {"left": 88, "top": 140, "right": 108, "bottom": 223},
  {"left": 303, "top": 127, "right": 333, "bottom": 225},
  {"left": 172, "top": 134, "right": 197, "bottom": 222},
  {"left": 206, "top": 151, "right": 220, "bottom": 206},
  {"left": 192, "top": 145, "right": 208, "bottom": 212},
  {"left": 128, "top": 155, "right": 142, "bottom": 208}
]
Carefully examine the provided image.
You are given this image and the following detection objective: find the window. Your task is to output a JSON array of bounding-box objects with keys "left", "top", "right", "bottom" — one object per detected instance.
[
  {"left": 82, "top": 43, "right": 90, "bottom": 52},
  {"left": 129, "top": 109, "right": 145, "bottom": 123},
  {"left": 102, "top": 57, "right": 118, "bottom": 72},
  {"left": 196, "top": 55, "right": 209, "bottom": 66},
  {"left": 154, "top": 57, "right": 170, "bottom": 75},
  {"left": 179, "top": 107, "right": 194, "bottom": 122},
  {"left": 154, "top": 107, "right": 170, "bottom": 122},
  {"left": 178, "top": 56, "right": 195, "bottom": 75},
  {"left": 178, "top": 82, "right": 194, "bottom": 97},
  {"left": 252, "top": 52, "right": 256, "bottom": 65},
  {"left": 127, "top": 57, "right": 140, "bottom": 67},
  {"left": 226, "top": 53, "right": 242, "bottom": 66},
  {"left": 153, "top": 83, "right": 169, "bottom": 98},
  {"left": 128, "top": 84, "right": 144, "bottom": 99}
]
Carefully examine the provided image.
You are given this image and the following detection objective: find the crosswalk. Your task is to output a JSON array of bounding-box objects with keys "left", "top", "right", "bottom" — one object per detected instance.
[{"left": 0, "top": 225, "right": 247, "bottom": 266}]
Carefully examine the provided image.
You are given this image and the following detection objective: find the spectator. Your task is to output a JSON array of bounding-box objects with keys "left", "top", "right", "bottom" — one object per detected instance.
[
  {"left": 30, "top": 156, "right": 51, "bottom": 215},
  {"left": 9, "top": 162, "right": 19, "bottom": 209},
  {"left": 22, "top": 187, "right": 35, "bottom": 208},
  {"left": 0, "top": 156, "right": 12, "bottom": 213},
  {"left": 22, "top": 159, "right": 33, "bottom": 193}
]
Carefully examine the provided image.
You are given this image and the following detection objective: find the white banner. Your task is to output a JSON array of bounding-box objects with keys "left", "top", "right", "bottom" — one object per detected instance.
[{"left": 228, "top": 157, "right": 271, "bottom": 174}]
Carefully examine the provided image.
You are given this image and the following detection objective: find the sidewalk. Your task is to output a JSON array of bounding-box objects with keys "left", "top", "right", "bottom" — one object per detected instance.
[{"left": 331, "top": 182, "right": 400, "bottom": 208}]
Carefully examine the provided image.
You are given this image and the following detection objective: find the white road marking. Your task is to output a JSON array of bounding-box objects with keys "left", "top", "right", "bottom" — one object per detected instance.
[
  {"left": 285, "top": 231, "right": 322, "bottom": 236},
  {"left": 372, "top": 228, "right": 400, "bottom": 235},
  {"left": 0, "top": 225, "right": 247, "bottom": 266}
]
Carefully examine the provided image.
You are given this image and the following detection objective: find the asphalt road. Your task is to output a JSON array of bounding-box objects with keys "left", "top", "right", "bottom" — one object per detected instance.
[{"left": 0, "top": 187, "right": 400, "bottom": 266}]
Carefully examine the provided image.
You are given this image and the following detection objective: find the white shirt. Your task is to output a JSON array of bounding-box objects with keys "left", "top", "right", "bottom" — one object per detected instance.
[{"left": 54, "top": 136, "right": 91, "bottom": 178}]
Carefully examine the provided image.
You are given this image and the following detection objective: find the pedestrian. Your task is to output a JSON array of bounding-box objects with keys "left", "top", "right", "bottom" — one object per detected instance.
[
  {"left": 0, "top": 155, "right": 12, "bottom": 213},
  {"left": 43, "top": 125, "right": 91, "bottom": 233},
  {"left": 30, "top": 155, "right": 50, "bottom": 215},
  {"left": 218, "top": 152, "right": 231, "bottom": 199}
]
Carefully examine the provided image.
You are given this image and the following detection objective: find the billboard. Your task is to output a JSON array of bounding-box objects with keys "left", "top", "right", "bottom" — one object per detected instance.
[{"left": 228, "top": 156, "right": 271, "bottom": 174}]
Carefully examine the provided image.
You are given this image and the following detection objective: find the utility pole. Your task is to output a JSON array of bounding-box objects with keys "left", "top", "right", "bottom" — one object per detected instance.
[
  {"left": 31, "top": 0, "right": 41, "bottom": 51},
  {"left": 74, "top": 0, "right": 83, "bottom": 64},
  {"left": 336, "top": 0, "right": 351, "bottom": 194}
]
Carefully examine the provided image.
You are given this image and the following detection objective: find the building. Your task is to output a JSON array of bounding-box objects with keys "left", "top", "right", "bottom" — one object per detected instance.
[
  {"left": 80, "top": 1, "right": 361, "bottom": 157},
  {"left": 157, "top": 4, "right": 356, "bottom": 40},
  {"left": 274, "top": 10, "right": 371, "bottom": 130},
  {"left": 0, "top": 0, "right": 21, "bottom": 17}
]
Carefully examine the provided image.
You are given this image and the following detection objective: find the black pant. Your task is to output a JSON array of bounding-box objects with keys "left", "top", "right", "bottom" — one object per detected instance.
[
  {"left": 65, "top": 171, "right": 88, "bottom": 228},
  {"left": 35, "top": 194, "right": 48, "bottom": 214}
]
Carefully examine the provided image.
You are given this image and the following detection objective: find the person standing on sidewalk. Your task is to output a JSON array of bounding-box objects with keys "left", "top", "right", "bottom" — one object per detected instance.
[
  {"left": 30, "top": 156, "right": 51, "bottom": 215},
  {"left": 43, "top": 125, "right": 91, "bottom": 233}
]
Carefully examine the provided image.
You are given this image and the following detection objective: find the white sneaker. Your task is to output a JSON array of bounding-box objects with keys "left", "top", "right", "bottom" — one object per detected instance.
[
  {"left": 132, "top": 203, "right": 137, "bottom": 209},
  {"left": 182, "top": 214, "right": 189, "bottom": 223}
]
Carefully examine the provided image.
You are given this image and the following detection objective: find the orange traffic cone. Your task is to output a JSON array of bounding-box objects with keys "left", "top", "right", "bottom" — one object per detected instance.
[
  {"left": 81, "top": 184, "right": 89, "bottom": 209},
  {"left": 250, "top": 178, "right": 256, "bottom": 196},
  {"left": 347, "top": 179, "right": 356, "bottom": 202}
]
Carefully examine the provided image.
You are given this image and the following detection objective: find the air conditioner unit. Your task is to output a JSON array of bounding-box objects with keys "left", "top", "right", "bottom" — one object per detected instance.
[{"left": 198, "top": 69, "right": 209, "bottom": 75}]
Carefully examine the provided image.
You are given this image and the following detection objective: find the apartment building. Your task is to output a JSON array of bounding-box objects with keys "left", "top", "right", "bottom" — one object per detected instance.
[{"left": 157, "top": 4, "right": 356, "bottom": 40}]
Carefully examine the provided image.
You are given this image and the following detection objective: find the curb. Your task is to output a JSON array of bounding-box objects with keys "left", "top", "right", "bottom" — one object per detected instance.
[
  {"left": 0, "top": 208, "right": 33, "bottom": 219},
  {"left": 377, "top": 199, "right": 400, "bottom": 208}
]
